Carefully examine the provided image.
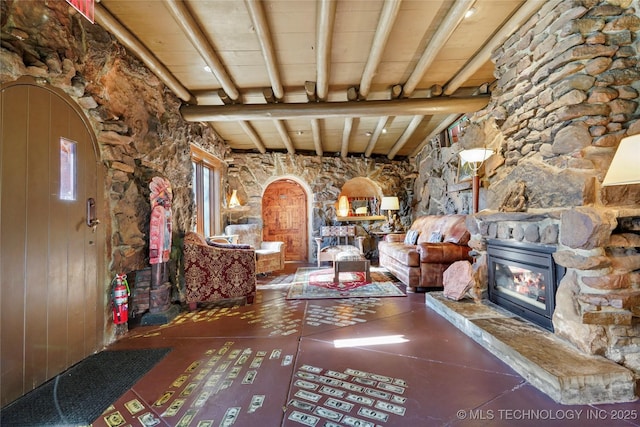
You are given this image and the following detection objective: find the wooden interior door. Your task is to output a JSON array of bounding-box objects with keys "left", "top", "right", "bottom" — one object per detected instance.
[
  {"left": 0, "top": 79, "right": 105, "bottom": 406},
  {"left": 262, "top": 180, "right": 308, "bottom": 261}
]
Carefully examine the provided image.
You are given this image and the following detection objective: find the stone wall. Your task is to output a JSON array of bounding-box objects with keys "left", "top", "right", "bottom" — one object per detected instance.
[
  {"left": 1, "top": 1, "right": 229, "bottom": 333},
  {"left": 227, "top": 153, "right": 416, "bottom": 258},
  {"left": 416, "top": 0, "right": 640, "bottom": 377}
]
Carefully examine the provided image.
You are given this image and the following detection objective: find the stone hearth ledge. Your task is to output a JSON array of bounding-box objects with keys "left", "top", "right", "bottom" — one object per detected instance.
[{"left": 425, "top": 293, "right": 638, "bottom": 405}]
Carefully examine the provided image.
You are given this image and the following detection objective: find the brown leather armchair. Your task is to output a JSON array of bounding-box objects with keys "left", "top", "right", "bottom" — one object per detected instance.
[{"left": 183, "top": 232, "right": 256, "bottom": 310}]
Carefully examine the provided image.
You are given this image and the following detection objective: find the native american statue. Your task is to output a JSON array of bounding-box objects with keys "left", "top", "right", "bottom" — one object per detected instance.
[
  {"left": 149, "top": 177, "right": 173, "bottom": 265},
  {"left": 148, "top": 177, "right": 173, "bottom": 314}
]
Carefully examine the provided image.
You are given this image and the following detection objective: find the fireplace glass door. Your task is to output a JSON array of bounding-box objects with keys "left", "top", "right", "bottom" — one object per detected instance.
[{"left": 487, "top": 240, "right": 564, "bottom": 331}]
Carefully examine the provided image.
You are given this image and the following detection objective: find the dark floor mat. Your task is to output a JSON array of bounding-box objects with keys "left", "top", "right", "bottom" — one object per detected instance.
[{"left": 1, "top": 348, "right": 171, "bottom": 426}]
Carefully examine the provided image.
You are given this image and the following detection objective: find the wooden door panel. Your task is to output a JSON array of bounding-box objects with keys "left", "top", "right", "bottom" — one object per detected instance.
[
  {"left": 0, "top": 84, "right": 28, "bottom": 403},
  {"left": 67, "top": 108, "right": 90, "bottom": 367},
  {"left": 47, "top": 93, "right": 71, "bottom": 376},
  {"left": 262, "top": 180, "right": 307, "bottom": 261},
  {"left": 24, "top": 85, "right": 51, "bottom": 388},
  {"left": 1, "top": 80, "right": 103, "bottom": 406}
]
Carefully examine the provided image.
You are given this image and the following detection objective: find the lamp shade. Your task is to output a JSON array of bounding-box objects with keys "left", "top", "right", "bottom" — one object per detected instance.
[
  {"left": 459, "top": 148, "right": 494, "bottom": 164},
  {"left": 380, "top": 196, "right": 399, "bottom": 211},
  {"left": 229, "top": 189, "right": 240, "bottom": 208},
  {"left": 337, "top": 195, "right": 350, "bottom": 217},
  {"left": 602, "top": 134, "right": 640, "bottom": 186}
]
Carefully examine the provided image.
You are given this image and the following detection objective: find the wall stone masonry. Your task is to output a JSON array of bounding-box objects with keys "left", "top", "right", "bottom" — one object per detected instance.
[
  {"left": 416, "top": 0, "right": 640, "bottom": 381},
  {"left": 225, "top": 153, "right": 416, "bottom": 259}
]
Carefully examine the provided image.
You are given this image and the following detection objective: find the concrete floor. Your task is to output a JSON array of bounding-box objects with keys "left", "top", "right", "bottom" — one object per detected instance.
[{"left": 93, "top": 263, "right": 640, "bottom": 427}]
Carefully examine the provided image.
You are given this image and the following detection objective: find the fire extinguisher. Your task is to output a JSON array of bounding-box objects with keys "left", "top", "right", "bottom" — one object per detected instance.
[{"left": 112, "top": 274, "right": 130, "bottom": 325}]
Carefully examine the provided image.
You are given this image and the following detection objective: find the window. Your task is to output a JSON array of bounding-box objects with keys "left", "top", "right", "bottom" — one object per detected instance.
[
  {"left": 59, "top": 138, "right": 77, "bottom": 201},
  {"left": 191, "top": 145, "right": 223, "bottom": 237}
]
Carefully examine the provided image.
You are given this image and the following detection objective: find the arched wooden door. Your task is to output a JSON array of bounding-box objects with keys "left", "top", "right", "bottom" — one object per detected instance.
[
  {"left": 0, "top": 78, "right": 105, "bottom": 406},
  {"left": 262, "top": 180, "right": 308, "bottom": 261}
]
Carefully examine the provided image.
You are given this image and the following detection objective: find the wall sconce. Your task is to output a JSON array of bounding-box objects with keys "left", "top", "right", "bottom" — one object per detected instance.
[
  {"left": 602, "top": 134, "right": 640, "bottom": 186},
  {"left": 229, "top": 189, "right": 241, "bottom": 208},
  {"left": 459, "top": 148, "right": 494, "bottom": 213},
  {"left": 337, "top": 195, "right": 350, "bottom": 217},
  {"left": 380, "top": 196, "right": 399, "bottom": 224}
]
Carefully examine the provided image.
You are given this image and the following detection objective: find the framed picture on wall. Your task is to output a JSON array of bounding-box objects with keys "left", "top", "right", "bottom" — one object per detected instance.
[
  {"left": 447, "top": 115, "right": 468, "bottom": 145},
  {"left": 457, "top": 159, "right": 475, "bottom": 183}
]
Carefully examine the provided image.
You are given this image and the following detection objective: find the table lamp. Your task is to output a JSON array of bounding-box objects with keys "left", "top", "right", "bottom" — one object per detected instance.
[
  {"left": 602, "top": 134, "right": 640, "bottom": 186},
  {"left": 380, "top": 196, "right": 399, "bottom": 225}
]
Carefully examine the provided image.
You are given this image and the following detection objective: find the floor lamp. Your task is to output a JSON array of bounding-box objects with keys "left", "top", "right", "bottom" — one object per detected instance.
[
  {"left": 459, "top": 148, "right": 494, "bottom": 214},
  {"left": 602, "top": 134, "right": 640, "bottom": 186}
]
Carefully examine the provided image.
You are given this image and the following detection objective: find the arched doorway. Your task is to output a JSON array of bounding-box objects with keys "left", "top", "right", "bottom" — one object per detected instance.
[
  {"left": 0, "top": 78, "right": 105, "bottom": 406},
  {"left": 262, "top": 179, "right": 308, "bottom": 261}
]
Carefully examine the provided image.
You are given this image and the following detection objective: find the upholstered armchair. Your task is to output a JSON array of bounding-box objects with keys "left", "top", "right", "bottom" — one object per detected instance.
[
  {"left": 183, "top": 232, "right": 256, "bottom": 310},
  {"left": 225, "top": 224, "right": 285, "bottom": 274},
  {"left": 315, "top": 225, "right": 365, "bottom": 267}
]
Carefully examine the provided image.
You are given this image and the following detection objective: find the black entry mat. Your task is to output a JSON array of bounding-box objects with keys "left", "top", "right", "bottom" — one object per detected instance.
[{"left": 1, "top": 348, "right": 171, "bottom": 426}]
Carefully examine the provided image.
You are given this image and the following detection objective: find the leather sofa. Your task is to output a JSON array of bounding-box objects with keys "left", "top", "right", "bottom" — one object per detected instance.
[
  {"left": 378, "top": 214, "right": 472, "bottom": 292},
  {"left": 183, "top": 232, "right": 256, "bottom": 310},
  {"left": 225, "top": 224, "right": 285, "bottom": 274}
]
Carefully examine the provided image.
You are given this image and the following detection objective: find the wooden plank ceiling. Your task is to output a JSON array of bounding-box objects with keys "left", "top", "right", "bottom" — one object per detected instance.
[{"left": 97, "top": 0, "right": 537, "bottom": 159}]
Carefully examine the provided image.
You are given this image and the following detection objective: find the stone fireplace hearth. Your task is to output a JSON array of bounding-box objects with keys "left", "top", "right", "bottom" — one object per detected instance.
[
  {"left": 461, "top": 207, "right": 640, "bottom": 401},
  {"left": 426, "top": 292, "right": 637, "bottom": 404}
]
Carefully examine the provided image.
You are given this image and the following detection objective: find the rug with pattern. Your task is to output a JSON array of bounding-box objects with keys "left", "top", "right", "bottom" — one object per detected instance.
[{"left": 286, "top": 267, "right": 405, "bottom": 299}]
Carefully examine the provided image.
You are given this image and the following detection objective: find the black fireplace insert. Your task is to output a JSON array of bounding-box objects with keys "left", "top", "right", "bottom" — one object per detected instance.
[{"left": 487, "top": 239, "right": 565, "bottom": 331}]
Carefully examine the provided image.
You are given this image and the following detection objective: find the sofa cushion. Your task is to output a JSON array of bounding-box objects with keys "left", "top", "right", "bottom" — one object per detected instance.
[
  {"left": 427, "top": 231, "right": 443, "bottom": 243},
  {"left": 413, "top": 215, "right": 470, "bottom": 246},
  {"left": 379, "top": 242, "right": 420, "bottom": 267},
  {"left": 404, "top": 229, "right": 420, "bottom": 245}
]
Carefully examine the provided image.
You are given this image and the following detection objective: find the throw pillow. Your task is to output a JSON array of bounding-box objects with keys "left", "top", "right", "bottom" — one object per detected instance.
[
  {"left": 206, "top": 239, "right": 251, "bottom": 250},
  {"left": 404, "top": 230, "right": 419, "bottom": 245},
  {"left": 427, "top": 231, "right": 443, "bottom": 243}
]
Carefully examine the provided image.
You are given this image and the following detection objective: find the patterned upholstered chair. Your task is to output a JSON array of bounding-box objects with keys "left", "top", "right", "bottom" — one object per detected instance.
[
  {"left": 183, "top": 232, "right": 256, "bottom": 310},
  {"left": 225, "top": 224, "right": 285, "bottom": 274},
  {"left": 315, "top": 225, "right": 365, "bottom": 267}
]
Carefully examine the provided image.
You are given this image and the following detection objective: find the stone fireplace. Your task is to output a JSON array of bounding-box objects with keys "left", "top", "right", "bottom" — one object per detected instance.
[
  {"left": 465, "top": 209, "right": 640, "bottom": 379},
  {"left": 412, "top": 0, "right": 640, "bottom": 387},
  {"left": 487, "top": 238, "right": 565, "bottom": 331}
]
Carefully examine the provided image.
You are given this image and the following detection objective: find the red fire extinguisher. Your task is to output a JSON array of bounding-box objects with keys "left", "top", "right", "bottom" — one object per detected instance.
[{"left": 112, "top": 274, "right": 130, "bottom": 325}]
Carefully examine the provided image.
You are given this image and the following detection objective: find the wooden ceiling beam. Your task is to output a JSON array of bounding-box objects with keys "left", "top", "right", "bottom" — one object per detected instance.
[
  {"left": 274, "top": 120, "right": 296, "bottom": 154},
  {"left": 409, "top": 113, "right": 458, "bottom": 158},
  {"left": 245, "top": 0, "right": 284, "bottom": 101},
  {"left": 163, "top": 0, "right": 240, "bottom": 101},
  {"left": 403, "top": 0, "right": 473, "bottom": 97},
  {"left": 387, "top": 115, "right": 424, "bottom": 160},
  {"left": 238, "top": 120, "right": 267, "bottom": 154},
  {"left": 181, "top": 96, "right": 489, "bottom": 122},
  {"left": 94, "top": 4, "right": 193, "bottom": 103},
  {"left": 316, "top": 0, "right": 337, "bottom": 101},
  {"left": 444, "top": 0, "right": 544, "bottom": 95},
  {"left": 365, "top": 116, "right": 391, "bottom": 158},
  {"left": 359, "top": 0, "right": 402, "bottom": 99},
  {"left": 305, "top": 81, "right": 317, "bottom": 103},
  {"left": 341, "top": 118, "right": 354, "bottom": 159},
  {"left": 311, "top": 119, "right": 323, "bottom": 156}
]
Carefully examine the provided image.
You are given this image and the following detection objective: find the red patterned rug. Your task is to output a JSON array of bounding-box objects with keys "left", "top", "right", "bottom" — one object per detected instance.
[{"left": 286, "top": 267, "right": 405, "bottom": 300}]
